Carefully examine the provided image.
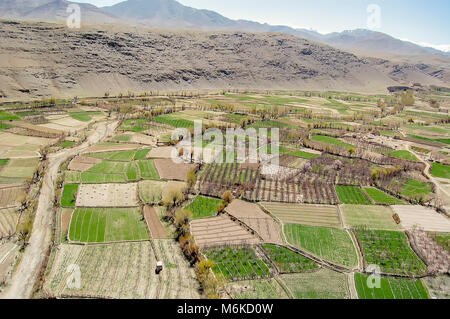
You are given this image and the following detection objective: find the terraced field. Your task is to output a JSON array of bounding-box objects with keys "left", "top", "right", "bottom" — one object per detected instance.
[
  {"left": 284, "top": 224, "right": 358, "bottom": 268},
  {"left": 354, "top": 273, "right": 428, "bottom": 299},
  {"left": 363, "top": 187, "right": 405, "bottom": 205},
  {"left": 68, "top": 208, "right": 149, "bottom": 243},
  {"left": 261, "top": 203, "right": 342, "bottom": 228},
  {"left": 0, "top": 207, "right": 19, "bottom": 237},
  {"left": 341, "top": 205, "right": 400, "bottom": 230},
  {"left": 335, "top": 186, "right": 371, "bottom": 205}
]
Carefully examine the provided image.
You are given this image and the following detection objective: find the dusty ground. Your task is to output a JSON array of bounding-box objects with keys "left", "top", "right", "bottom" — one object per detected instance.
[
  {"left": 75, "top": 183, "right": 139, "bottom": 207},
  {"left": 153, "top": 159, "right": 196, "bottom": 181},
  {"left": 143, "top": 206, "right": 166, "bottom": 239},
  {"left": 147, "top": 147, "right": 176, "bottom": 159},
  {"left": 67, "top": 156, "right": 102, "bottom": 172}
]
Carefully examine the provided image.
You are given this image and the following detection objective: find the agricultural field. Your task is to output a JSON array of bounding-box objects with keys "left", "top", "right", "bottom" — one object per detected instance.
[
  {"left": 0, "top": 208, "right": 19, "bottom": 237},
  {"left": 185, "top": 195, "right": 222, "bottom": 219},
  {"left": 60, "top": 184, "right": 79, "bottom": 207},
  {"left": 388, "top": 150, "right": 419, "bottom": 162},
  {"left": 227, "top": 278, "right": 290, "bottom": 299},
  {"left": 261, "top": 202, "right": 342, "bottom": 228},
  {"left": 190, "top": 215, "right": 260, "bottom": 247},
  {"left": 399, "top": 179, "right": 433, "bottom": 201},
  {"left": 311, "top": 135, "right": 353, "bottom": 148},
  {"left": 153, "top": 159, "right": 195, "bottom": 181},
  {"left": 363, "top": 187, "right": 405, "bottom": 205},
  {"left": 335, "top": 186, "right": 371, "bottom": 205},
  {"left": 261, "top": 244, "right": 318, "bottom": 273},
  {"left": 284, "top": 224, "right": 358, "bottom": 268},
  {"left": 0, "top": 184, "right": 26, "bottom": 207},
  {"left": 341, "top": 205, "right": 400, "bottom": 230},
  {"left": 75, "top": 183, "right": 139, "bottom": 207},
  {"left": 423, "top": 276, "right": 450, "bottom": 299},
  {"left": 139, "top": 180, "right": 186, "bottom": 205},
  {"left": 354, "top": 273, "right": 428, "bottom": 299},
  {"left": 280, "top": 269, "right": 350, "bottom": 299},
  {"left": 430, "top": 162, "right": 450, "bottom": 179},
  {"left": 391, "top": 205, "right": 450, "bottom": 232},
  {"left": 45, "top": 241, "right": 200, "bottom": 299},
  {"left": 356, "top": 229, "right": 427, "bottom": 276},
  {"left": 203, "top": 245, "right": 273, "bottom": 281}
]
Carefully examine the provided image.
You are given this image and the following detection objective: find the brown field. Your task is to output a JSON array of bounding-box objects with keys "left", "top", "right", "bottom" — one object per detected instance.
[
  {"left": 60, "top": 209, "right": 73, "bottom": 239},
  {"left": 143, "top": 206, "right": 167, "bottom": 238},
  {"left": 0, "top": 132, "right": 56, "bottom": 158},
  {"left": 392, "top": 205, "right": 450, "bottom": 232},
  {"left": 0, "top": 241, "right": 19, "bottom": 286},
  {"left": 0, "top": 208, "right": 19, "bottom": 238},
  {"left": 279, "top": 155, "right": 307, "bottom": 169},
  {"left": 10, "top": 121, "right": 64, "bottom": 138},
  {"left": 260, "top": 202, "right": 342, "bottom": 228},
  {"left": 225, "top": 199, "right": 282, "bottom": 244},
  {"left": 115, "top": 132, "right": 157, "bottom": 146},
  {"left": 154, "top": 159, "right": 196, "bottom": 181},
  {"left": 147, "top": 146, "right": 175, "bottom": 159},
  {"left": 75, "top": 183, "right": 139, "bottom": 207},
  {"left": 190, "top": 215, "right": 260, "bottom": 248},
  {"left": 45, "top": 241, "right": 200, "bottom": 299},
  {"left": 68, "top": 156, "right": 102, "bottom": 172},
  {"left": 82, "top": 143, "right": 142, "bottom": 154},
  {"left": 0, "top": 184, "right": 26, "bottom": 207}
]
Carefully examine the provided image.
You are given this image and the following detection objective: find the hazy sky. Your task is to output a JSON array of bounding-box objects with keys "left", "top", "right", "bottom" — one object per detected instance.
[{"left": 77, "top": 0, "right": 450, "bottom": 51}]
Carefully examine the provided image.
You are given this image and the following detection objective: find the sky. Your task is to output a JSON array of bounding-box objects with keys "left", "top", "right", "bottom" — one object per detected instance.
[{"left": 77, "top": 0, "right": 450, "bottom": 51}]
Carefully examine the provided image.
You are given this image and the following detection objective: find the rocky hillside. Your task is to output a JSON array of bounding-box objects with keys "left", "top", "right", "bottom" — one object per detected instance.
[{"left": 0, "top": 21, "right": 447, "bottom": 100}]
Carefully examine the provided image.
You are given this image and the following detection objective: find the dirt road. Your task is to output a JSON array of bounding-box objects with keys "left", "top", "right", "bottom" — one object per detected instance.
[{"left": 1, "top": 120, "right": 118, "bottom": 299}]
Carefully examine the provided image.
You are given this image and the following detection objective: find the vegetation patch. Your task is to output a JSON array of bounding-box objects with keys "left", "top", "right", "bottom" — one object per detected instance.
[
  {"left": 388, "top": 150, "right": 419, "bottom": 162},
  {"left": 284, "top": 224, "right": 358, "bottom": 268},
  {"left": 203, "top": 246, "right": 273, "bottom": 281},
  {"left": 185, "top": 195, "right": 222, "bottom": 219},
  {"left": 354, "top": 273, "right": 428, "bottom": 299},
  {"left": 69, "top": 207, "right": 149, "bottom": 243},
  {"left": 137, "top": 160, "right": 160, "bottom": 179},
  {"left": 400, "top": 179, "right": 432, "bottom": 200},
  {"left": 430, "top": 162, "right": 450, "bottom": 179},
  {"left": 261, "top": 244, "right": 318, "bottom": 273},
  {"left": 311, "top": 135, "right": 353, "bottom": 148},
  {"left": 61, "top": 184, "right": 79, "bottom": 207},
  {"left": 363, "top": 187, "right": 405, "bottom": 205},
  {"left": 228, "top": 278, "right": 289, "bottom": 299},
  {"left": 356, "top": 229, "right": 427, "bottom": 276},
  {"left": 335, "top": 185, "right": 371, "bottom": 205},
  {"left": 341, "top": 205, "right": 400, "bottom": 230}
]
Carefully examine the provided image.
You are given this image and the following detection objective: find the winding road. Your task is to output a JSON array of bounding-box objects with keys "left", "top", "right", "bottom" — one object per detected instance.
[{"left": 1, "top": 120, "right": 118, "bottom": 299}]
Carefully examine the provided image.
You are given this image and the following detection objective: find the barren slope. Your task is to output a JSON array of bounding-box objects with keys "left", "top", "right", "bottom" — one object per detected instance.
[{"left": 0, "top": 20, "right": 447, "bottom": 100}]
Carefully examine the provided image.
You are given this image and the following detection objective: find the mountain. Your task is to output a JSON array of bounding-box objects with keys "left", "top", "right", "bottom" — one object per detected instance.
[
  {"left": 0, "top": 0, "right": 119, "bottom": 24},
  {"left": 0, "top": 20, "right": 448, "bottom": 100}
]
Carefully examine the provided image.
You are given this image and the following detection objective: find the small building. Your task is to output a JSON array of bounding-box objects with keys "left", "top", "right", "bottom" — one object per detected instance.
[{"left": 156, "top": 261, "right": 163, "bottom": 274}]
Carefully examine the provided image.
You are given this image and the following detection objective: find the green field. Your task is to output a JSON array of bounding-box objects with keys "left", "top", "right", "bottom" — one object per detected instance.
[
  {"left": 89, "top": 150, "right": 139, "bottom": 162},
  {"left": 0, "top": 111, "right": 21, "bottom": 121},
  {"left": 69, "top": 112, "right": 92, "bottom": 122},
  {"left": 284, "top": 224, "right": 358, "bottom": 268},
  {"left": 354, "top": 273, "right": 428, "bottom": 299},
  {"left": 280, "top": 269, "right": 349, "bottom": 299},
  {"left": 261, "top": 244, "right": 318, "bottom": 273},
  {"left": 80, "top": 171, "right": 126, "bottom": 183},
  {"left": 137, "top": 160, "right": 159, "bottom": 179},
  {"left": 288, "top": 150, "right": 320, "bottom": 159},
  {"left": 335, "top": 185, "right": 371, "bottom": 205},
  {"left": 0, "top": 159, "right": 9, "bottom": 166},
  {"left": 363, "top": 187, "right": 405, "bottom": 205},
  {"left": 388, "top": 150, "right": 419, "bottom": 162},
  {"left": 400, "top": 179, "right": 432, "bottom": 200},
  {"left": 58, "top": 141, "right": 76, "bottom": 148},
  {"left": 228, "top": 279, "right": 289, "bottom": 299},
  {"left": 134, "top": 148, "right": 151, "bottom": 160},
  {"left": 356, "top": 230, "right": 427, "bottom": 276},
  {"left": 61, "top": 184, "right": 79, "bottom": 207},
  {"left": 430, "top": 162, "right": 450, "bottom": 179},
  {"left": 112, "top": 134, "right": 132, "bottom": 142},
  {"left": 341, "top": 205, "right": 400, "bottom": 230},
  {"left": 311, "top": 135, "right": 353, "bottom": 148},
  {"left": 69, "top": 208, "right": 149, "bottom": 243},
  {"left": 153, "top": 114, "right": 194, "bottom": 128},
  {"left": 185, "top": 195, "right": 222, "bottom": 219},
  {"left": 203, "top": 246, "right": 273, "bottom": 281}
]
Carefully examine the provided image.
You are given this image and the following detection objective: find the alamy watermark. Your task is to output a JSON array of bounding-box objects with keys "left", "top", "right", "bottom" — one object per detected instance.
[
  {"left": 366, "top": 4, "right": 382, "bottom": 29},
  {"left": 66, "top": 264, "right": 81, "bottom": 289},
  {"left": 66, "top": 4, "right": 81, "bottom": 29},
  {"left": 366, "top": 264, "right": 381, "bottom": 289},
  {"left": 170, "top": 120, "right": 280, "bottom": 174}
]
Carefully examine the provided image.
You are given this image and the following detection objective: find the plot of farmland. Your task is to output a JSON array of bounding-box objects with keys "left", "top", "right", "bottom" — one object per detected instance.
[
  {"left": 356, "top": 229, "right": 427, "bottom": 276},
  {"left": 147, "top": 146, "right": 175, "bottom": 159},
  {"left": 0, "top": 207, "right": 19, "bottom": 237},
  {"left": 354, "top": 273, "right": 428, "bottom": 299},
  {"left": 0, "top": 157, "right": 40, "bottom": 179},
  {"left": 68, "top": 156, "right": 102, "bottom": 171},
  {"left": 280, "top": 269, "right": 350, "bottom": 299},
  {"left": 284, "top": 224, "right": 358, "bottom": 268},
  {"left": 391, "top": 205, "right": 450, "bottom": 232},
  {"left": 261, "top": 202, "right": 342, "bottom": 228},
  {"left": 82, "top": 143, "right": 141, "bottom": 154},
  {"left": 185, "top": 196, "right": 222, "bottom": 219},
  {"left": 311, "top": 135, "right": 353, "bottom": 148},
  {"left": 45, "top": 241, "right": 200, "bottom": 299},
  {"left": 85, "top": 160, "right": 139, "bottom": 181},
  {"left": 153, "top": 159, "right": 196, "bottom": 181},
  {"left": 203, "top": 246, "right": 273, "bottom": 281},
  {"left": 363, "top": 187, "right": 405, "bottom": 205},
  {"left": 68, "top": 208, "right": 149, "bottom": 243},
  {"left": 143, "top": 206, "right": 167, "bottom": 238},
  {"left": 60, "top": 184, "right": 79, "bottom": 207},
  {"left": 139, "top": 180, "right": 186, "bottom": 205},
  {"left": 430, "top": 162, "right": 450, "bottom": 179},
  {"left": 341, "top": 205, "right": 400, "bottom": 230},
  {"left": 261, "top": 244, "right": 318, "bottom": 273},
  {"left": 225, "top": 200, "right": 283, "bottom": 244},
  {"left": 335, "top": 185, "right": 371, "bottom": 205},
  {"left": 88, "top": 150, "right": 142, "bottom": 162},
  {"left": 227, "top": 278, "right": 289, "bottom": 299},
  {"left": 190, "top": 215, "right": 260, "bottom": 247},
  {"left": 137, "top": 160, "right": 160, "bottom": 180},
  {"left": 0, "top": 184, "right": 26, "bottom": 207},
  {"left": 75, "top": 183, "right": 138, "bottom": 207}
]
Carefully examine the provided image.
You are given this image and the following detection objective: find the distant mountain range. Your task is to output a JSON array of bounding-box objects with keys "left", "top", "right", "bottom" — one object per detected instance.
[{"left": 1, "top": 0, "right": 449, "bottom": 60}]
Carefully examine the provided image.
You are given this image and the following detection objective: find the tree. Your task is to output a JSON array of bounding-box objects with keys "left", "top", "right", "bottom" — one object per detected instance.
[
  {"left": 400, "top": 90, "right": 415, "bottom": 106},
  {"left": 187, "top": 169, "right": 197, "bottom": 190},
  {"left": 163, "top": 188, "right": 185, "bottom": 208},
  {"left": 221, "top": 190, "right": 234, "bottom": 205}
]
